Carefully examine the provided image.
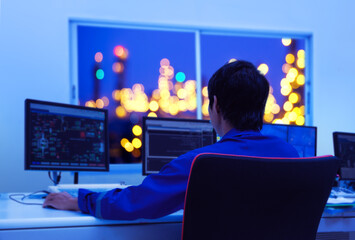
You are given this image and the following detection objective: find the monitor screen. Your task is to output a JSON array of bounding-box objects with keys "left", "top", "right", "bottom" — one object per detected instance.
[
  {"left": 333, "top": 132, "right": 355, "bottom": 180},
  {"left": 261, "top": 123, "right": 317, "bottom": 157},
  {"left": 25, "top": 99, "right": 109, "bottom": 172},
  {"left": 142, "top": 117, "right": 216, "bottom": 175}
]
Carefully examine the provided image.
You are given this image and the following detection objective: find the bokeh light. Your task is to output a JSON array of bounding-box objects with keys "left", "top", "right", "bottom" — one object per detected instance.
[
  {"left": 149, "top": 100, "right": 159, "bottom": 112},
  {"left": 282, "top": 118, "right": 290, "bottom": 124},
  {"left": 283, "top": 101, "right": 293, "bottom": 112},
  {"left": 177, "top": 89, "right": 187, "bottom": 99},
  {"left": 132, "top": 83, "right": 144, "bottom": 93},
  {"left": 96, "top": 99, "right": 104, "bottom": 108},
  {"left": 228, "top": 58, "right": 237, "bottom": 63},
  {"left": 124, "top": 142, "right": 134, "bottom": 152},
  {"left": 112, "top": 90, "right": 121, "bottom": 101},
  {"left": 114, "top": 45, "right": 128, "bottom": 59},
  {"left": 282, "top": 63, "right": 291, "bottom": 73},
  {"left": 264, "top": 113, "right": 274, "bottom": 123},
  {"left": 132, "top": 138, "right": 142, "bottom": 148},
  {"left": 281, "top": 84, "right": 292, "bottom": 96},
  {"left": 178, "top": 100, "right": 187, "bottom": 112},
  {"left": 152, "top": 89, "right": 160, "bottom": 99},
  {"left": 160, "top": 67, "right": 169, "bottom": 77},
  {"left": 297, "top": 49, "right": 305, "bottom": 58},
  {"left": 96, "top": 69, "right": 104, "bottom": 80},
  {"left": 296, "top": 116, "right": 305, "bottom": 125},
  {"left": 160, "top": 89, "right": 170, "bottom": 99},
  {"left": 273, "top": 119, "right": 284, "bottom": 124},
  {"left": 293, "top": 107, "right": 301, "bottom": 116},
  {"left": 257, "top": 63, "right": 269, "bottom": 75},
  {"left": 94, "top": 52, "right": 103, "bottom": 63},
  {"left": 147, "top": 112, "right": 157, "bottom": 117},
  {"left": 85, "top": 100, "right": 96, "bottom": 108},
  {"left": 282, "top": 38, "right": 292, "bottom": 46},
  {"left": 300, "top": 105, "right": 305, "bottom": 115},
  {"left": 285, "top": 54, "right": 295, "bottom": 64},
  {"left": 132, "top": 149, "right": 141, "bottom": 158},
  {"left": 271, "top": 104, "right": 280, "bottom": 114},
  {"left": 296, "top": 75, "right": 305, "bottom": 85},
  {"left": 175, "top": 72, "right": 186, "bottom": 82},
  {"left": 286, "top": 68, "right": 298, "bottom": 82},
  {"left": 112, "top": 62, "right": 124, "bottom": 73},
  {"left": 132, "top": 125, "right": 142, "bottom": 136},
  {"left": 114, "top": 46, "right": 124, "bottom": 57},
  {"left": 120, "top": 138, "right": 129, "bottom": 148},
  {"left": 202, "top": 102, "right": 209, "bottom": 116},
  {"left": 280, "top": 78, "right": 289, "bottom": 87},
  {"left": 264, "top": 95, "right": 275, "bottom": 114},
  {"left": 202, "top": 86, "right": 208, "bottom": 97},
  {"left": 289, "top": 93, "right": 299, "bottom": 104},
  {"left": 169, "top": 104, "right": 179, "bottom": 115},
  {"left": 160, "top": 58, "right": 170, "bottom": 67},
  {"left": 102, "top": 96, "right": 109, "bottom": 106},
  {"left": 167, "top": 66, "right": 174, "bottom": 79},
  {"left": 116, "top": 106, "right": 127, "bottom": 118},
  {"left": 288, "top": 112, "right": 298, "bottom": 122},
  {"left": 297, "top": 58, "right": 305, "bottom": 69}
]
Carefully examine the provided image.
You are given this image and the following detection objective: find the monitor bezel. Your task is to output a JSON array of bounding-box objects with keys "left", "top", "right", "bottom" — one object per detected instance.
[
  {"left": 262, "top": 123, "right": 317, "bottom": 157},
  {"left": 25, "top": 98, "right": 109, "bottom": 172},
  {"left": 333, "top": 131, "right": 355, "bottom": 180},
  {"left": 142, "top": 116, "right": 216, "bottom": 175}
]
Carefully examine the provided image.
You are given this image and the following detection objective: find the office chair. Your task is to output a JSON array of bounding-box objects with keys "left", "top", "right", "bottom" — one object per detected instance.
[{"left": 182, "top": 154, "right": 340, "bottom": 240}]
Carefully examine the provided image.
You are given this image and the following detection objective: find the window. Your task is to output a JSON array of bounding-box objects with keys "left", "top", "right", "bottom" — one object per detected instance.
[
  {"left": 70, "top": 20, "right": 311, "bottom": 163},
  {"left": 200, "top": 33, "right": 306, "bottom": 124}
]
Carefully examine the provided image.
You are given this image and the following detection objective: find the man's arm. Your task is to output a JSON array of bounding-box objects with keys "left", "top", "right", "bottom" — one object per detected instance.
[
  {"left": 79, "top": 151, "right": 196, "bottom": 220},
  {"left": 42, "top": 150, "right": 197, "bottom": 219}
]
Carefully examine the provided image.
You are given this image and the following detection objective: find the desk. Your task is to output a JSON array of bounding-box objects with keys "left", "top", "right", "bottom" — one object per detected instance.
[
  {"left": 1, "top": 193, "right": 355, "bottom": 240},
  {"left": 0, "top": 193, "right": 182, "bottom": 240},
  {"left": 318, "top": 208, "right": 355, "bottom": 239}
]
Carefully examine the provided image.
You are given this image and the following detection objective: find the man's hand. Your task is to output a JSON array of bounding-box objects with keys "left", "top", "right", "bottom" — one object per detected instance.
[{"left": 43, "top": 192, "right": 80, "bottom": 211}]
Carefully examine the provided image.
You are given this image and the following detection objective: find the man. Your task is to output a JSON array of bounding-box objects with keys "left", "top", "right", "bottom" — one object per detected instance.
[{"left": 43, "top": 60, "right": 299, "bottom": 219}]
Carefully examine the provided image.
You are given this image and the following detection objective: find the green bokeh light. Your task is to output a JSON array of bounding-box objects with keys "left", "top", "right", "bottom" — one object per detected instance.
[
  {"left": 175, "top": 72, "right": 186, "bottom": 82},
  {"left": 96, "top": 69, "right": 104, "bottom": 80}
]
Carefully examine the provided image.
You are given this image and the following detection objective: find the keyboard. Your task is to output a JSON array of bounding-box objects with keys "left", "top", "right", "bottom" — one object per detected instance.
[
  {"left": 48, "top": 183, "right": 129, "bottom": 197},
  {"left": 330, "top": 187, "right": 355, "bottom": 198}
]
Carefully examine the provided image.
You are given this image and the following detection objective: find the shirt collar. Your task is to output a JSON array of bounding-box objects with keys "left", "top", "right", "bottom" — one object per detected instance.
[{"left": 219, "top": 128, "right": 261, "bottom": 142}]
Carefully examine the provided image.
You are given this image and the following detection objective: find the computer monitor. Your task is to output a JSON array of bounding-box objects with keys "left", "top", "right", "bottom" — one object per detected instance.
[
  {"left": 142, "top": 117, "right": 216, "bottom": 175},
  {"left": 333, "top": 132, "right": 355, "bottom": 180},
  {"left": 25, "top": 99, "right": 109, "bottom": 172},
  {"left": 261, "top": 123, "right": 317, "bottom": 157}
]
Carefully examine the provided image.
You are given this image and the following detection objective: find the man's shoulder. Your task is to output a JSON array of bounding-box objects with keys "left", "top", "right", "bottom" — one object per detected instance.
[{"left": 261, "top": 135, "right": 299, "bottom": 157}]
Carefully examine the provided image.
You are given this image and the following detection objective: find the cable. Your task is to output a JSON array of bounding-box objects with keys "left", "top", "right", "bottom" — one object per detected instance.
[
  {"left": 48, "top": 171, "right": 61, "bottom": 185},
  {"left": 9, "top": 191, "right": 49, "bottom": 205},
  {"left": 48, "top": 171, "right": 53, "bottom": 183}
]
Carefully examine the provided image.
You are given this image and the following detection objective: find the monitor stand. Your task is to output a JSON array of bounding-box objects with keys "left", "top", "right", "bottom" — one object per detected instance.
[
  {"left": 50, "top": 171, "right": 79, "bottom": 185},
  {"left": 74, "top": 172, "right": 79, "bottom": 184}
]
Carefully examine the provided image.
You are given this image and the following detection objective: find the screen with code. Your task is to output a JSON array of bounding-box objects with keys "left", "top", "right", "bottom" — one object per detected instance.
[{"left": 142, "top": 117, "right": 216, "bottom": 175}]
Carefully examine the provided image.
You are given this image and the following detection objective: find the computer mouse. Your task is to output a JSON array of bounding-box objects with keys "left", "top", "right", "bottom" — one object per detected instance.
[{"left": 43, "top": 205, "right": 56, "bottom": 209}]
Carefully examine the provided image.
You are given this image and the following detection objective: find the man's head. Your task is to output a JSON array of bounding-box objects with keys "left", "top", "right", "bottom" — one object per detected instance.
[{"left": 208, "top": 60, "right": 269, "bottom": 132}]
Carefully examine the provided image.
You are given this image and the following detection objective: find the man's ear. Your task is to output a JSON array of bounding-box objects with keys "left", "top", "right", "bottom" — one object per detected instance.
[{"left": 213, "top": 96, "right": 220, "bottom": 113}]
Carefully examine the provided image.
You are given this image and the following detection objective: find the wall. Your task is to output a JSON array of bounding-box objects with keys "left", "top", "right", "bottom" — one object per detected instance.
[{"left": 0, "top": 0, "right": 354, "bottom": 192}]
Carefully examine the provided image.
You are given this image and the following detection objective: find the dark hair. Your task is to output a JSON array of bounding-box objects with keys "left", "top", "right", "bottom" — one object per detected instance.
[{"left": 208, "top": 60, "right": 269, "bottom": 131}]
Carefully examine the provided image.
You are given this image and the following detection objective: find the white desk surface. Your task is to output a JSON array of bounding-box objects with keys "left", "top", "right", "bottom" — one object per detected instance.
[
  {"left": 1, "top": 192, "right": 355, "bottom": 233},
  {"left": 0, "top": 193, "right": 183, "bottom": 230}
]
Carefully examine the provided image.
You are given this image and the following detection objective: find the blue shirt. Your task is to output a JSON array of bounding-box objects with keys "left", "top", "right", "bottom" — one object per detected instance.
[{"left": 78, "top": 128, "right": 299, "bottom": 220}]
